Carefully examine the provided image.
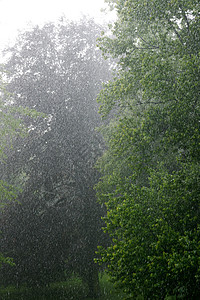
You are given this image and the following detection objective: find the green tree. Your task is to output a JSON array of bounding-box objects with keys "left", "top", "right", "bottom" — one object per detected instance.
[
  {"left": 0, "top": 67, "right": 39, "bottom": 267},
  {"left": 0, "top": 18, "right": 110, "bottom": 298},
  {"left": 96, "top": 0, "right": 200, "bottom": 299}
]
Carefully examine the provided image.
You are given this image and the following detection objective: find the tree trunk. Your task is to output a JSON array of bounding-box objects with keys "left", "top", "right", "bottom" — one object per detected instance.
[{"left": 84, "top": 265, "right": 100, "bottom": 298}]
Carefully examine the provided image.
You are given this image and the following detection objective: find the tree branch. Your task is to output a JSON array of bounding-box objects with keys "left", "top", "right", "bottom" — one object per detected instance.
[{"left": 179, "top": 4, "right": 190, "bottom": 34}]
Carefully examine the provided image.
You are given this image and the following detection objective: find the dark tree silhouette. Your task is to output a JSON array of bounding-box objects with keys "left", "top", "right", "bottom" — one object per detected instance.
[{"left": 0, "top": 18, "right": 110, "bottom": 297}]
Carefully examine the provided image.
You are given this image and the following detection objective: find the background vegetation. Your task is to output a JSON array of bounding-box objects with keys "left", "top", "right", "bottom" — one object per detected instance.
[
  {"left": 0, "top": 18, "right": 110, "bottom": 298},
  {"left": 0, "top": 0, "right": 199, "bottom": 299}
]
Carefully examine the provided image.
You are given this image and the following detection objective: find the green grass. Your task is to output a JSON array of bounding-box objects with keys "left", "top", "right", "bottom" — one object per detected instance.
[
  {"left": 0, "top": 274, "right": 88, "bottom": 299},
  {"left": 0, "top": 272, "right": 126, "bottom": 300},
  {"left": 0, "top": 273, "right": 179, "bottom": 299}
]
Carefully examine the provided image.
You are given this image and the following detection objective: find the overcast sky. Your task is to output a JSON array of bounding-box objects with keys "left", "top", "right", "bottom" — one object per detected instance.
[{"left": 0, "top": 0, "right": 115, "bottom": 51}]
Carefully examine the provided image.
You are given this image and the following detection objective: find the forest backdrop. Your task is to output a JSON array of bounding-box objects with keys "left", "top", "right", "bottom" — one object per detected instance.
[{"left": 0, "top": 0, "right": 200, "bottom": 299}]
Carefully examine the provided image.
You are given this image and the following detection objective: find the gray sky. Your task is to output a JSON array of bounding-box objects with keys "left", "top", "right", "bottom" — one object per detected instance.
[{"left": 0, "top": 0, "right": 115, "bottom": 50}]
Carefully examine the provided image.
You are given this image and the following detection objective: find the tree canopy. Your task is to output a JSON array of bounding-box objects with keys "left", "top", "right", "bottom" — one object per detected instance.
[
  {"left": 0, "top": 18, "right": 110, "bottom": 297},
  {"left": 0, "top": 66, "right": 40, "bottom": 267},
  {"left": 95, "top": 0, "right": 200, "bottom": 299}
]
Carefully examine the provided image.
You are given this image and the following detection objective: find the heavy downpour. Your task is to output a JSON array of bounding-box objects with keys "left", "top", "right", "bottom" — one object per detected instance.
[{"left": 0, "top": 1, "right": 200, "bottom": 300}]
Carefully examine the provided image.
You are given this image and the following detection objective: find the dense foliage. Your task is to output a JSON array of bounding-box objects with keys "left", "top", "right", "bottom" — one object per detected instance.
[
  {"left": 0, "top": 67, "right": 40, "bottom": 267},
  {"left": 0, "top": 18, "right": 110, "bottom": 297},
  {"left": 96, "top": 0, "right": 200, "bottom": 299}
]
